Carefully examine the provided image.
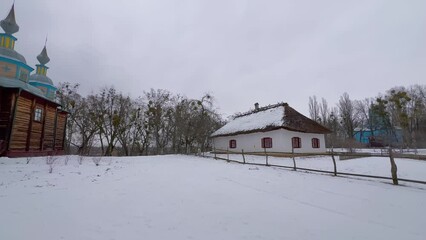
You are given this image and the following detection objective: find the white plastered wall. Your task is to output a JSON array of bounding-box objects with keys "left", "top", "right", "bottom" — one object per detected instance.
[{"left": 212, "top": 129, "right": 326, "bottom": 153}]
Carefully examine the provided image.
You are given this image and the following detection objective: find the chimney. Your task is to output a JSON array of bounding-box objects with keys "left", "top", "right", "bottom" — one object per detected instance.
[{"left": 254, "top": 102, "right": 259, "bottom": 111}]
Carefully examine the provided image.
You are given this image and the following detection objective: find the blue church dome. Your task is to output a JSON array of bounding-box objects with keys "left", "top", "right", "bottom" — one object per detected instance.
[
  {"left": 28, "top": 45, "right": 57, "bottom": 100},
  {"left": 0, "top": 47, "right": 26, "bottom": 63},
  {"left": 29, "top": 73, "right": 54, "bottom": 85}
]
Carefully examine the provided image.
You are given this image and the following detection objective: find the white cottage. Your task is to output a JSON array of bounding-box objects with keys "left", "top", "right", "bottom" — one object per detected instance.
[{"left": 211, "top": 103, "right": 331, "bottom": 154}]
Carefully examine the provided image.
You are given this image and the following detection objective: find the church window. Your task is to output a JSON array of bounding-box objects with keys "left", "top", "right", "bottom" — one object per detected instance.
[{"left": 34, "top": 108, "right": 43, "bottom": 122}]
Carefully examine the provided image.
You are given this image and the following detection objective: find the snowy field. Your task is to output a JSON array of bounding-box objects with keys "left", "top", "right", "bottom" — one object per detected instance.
[{"left": 1, "top": 155, "right": 426, "bottom": 240}]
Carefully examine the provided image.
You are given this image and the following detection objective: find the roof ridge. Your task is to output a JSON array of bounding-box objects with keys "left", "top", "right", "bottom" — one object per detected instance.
[{"left": 234, "top": 102, "right": 288, "bottom": 119}]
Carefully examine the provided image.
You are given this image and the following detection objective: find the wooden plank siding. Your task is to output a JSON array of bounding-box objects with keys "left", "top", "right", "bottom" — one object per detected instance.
[
  {"left": 55, "top": 113, "right": 66, "bottom": 149},
  {"left": 25, "top": 98, "right": 36, "bottom": 151},
  {"left": 43, "top": 106, "right": 56, "bottom": 150},
  {"left": 9, "top": 97, "right": 32, "bottom": 150},
  {"left": 2, "top": 89, "right": 68, "bottom": 157},
  {"left": 29, "top": 103, "right": 44, "bottom": 150}
]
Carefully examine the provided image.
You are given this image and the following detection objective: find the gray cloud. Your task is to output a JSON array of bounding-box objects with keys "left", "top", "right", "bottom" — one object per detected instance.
[{"left": 3, "top": 0, "right": 425, "bottom": 117}]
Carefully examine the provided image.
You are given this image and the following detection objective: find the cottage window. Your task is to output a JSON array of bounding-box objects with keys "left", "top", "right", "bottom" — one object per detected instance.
[
  {"left": 312, "top": 138, "right": 320, "bottom": 148},
  {"left": 34, "top": 108, "right": 43, "bottom": 122},
  {"left": 292, "top": 137, "right": 301, "bottom": 148},
  {"left": 261, "top": 137, "right": 272, "bottom": 148},
  {"left": 229, "top": 139, "right": 237, "bottom": 149}
]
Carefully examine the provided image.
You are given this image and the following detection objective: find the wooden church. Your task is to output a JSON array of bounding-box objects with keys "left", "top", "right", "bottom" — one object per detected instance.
[{"left": 0, "top": 4, "right": 67, "bottom": 157}]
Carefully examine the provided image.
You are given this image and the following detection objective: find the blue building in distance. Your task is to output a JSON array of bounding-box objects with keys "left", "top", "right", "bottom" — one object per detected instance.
[{"left": 353, "top": 127, "right": 403, "bottom": 147}]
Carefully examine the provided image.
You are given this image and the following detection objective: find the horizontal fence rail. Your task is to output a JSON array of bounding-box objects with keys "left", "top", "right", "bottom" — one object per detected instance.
[{"left": 208, "top": 148, "right": 426, "bottom": 186}]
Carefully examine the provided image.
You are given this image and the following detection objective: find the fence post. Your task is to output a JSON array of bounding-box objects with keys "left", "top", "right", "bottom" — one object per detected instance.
[
  {"left": 242, "top": 149, "right": 246, "bottom": 164},
  {"left": 264, "top": 148, "right": 269, "bottom": 166},
  {"left": 214, "top": 147, "right": 217, "bottom": 160},
  {"left": 291, "top": 147, "right": 297, "bottom": 171},
  {"left": 227, "top": 147, "right": 230, "bottom": 162},
  {"left": 331, "top": 147, "right": 337, "bottom": 176},
  {"left": 389, "top": 147, "right": 398, "bottom": 185}
]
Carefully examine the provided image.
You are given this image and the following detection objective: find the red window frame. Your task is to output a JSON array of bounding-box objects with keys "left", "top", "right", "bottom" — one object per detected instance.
[
  {"left": 229, "top": 139, "right": 237, "bottom": 149},
  {"left": 292, "top": 137, "right": 301, "bottom": 148},
  {"left": 312, "top": 138, "right": 320, "bottom": 148},
  {"left": 261, "top": 137, "right": 273, "bottom": 148}
]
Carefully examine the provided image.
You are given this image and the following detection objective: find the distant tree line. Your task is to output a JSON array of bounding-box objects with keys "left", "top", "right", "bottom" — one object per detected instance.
[
  {"left": 56, "top": 83, "right": 223, "bottom": 156},
  {"left": 309, "top": 85, "right": 426, "bottom": 149}
]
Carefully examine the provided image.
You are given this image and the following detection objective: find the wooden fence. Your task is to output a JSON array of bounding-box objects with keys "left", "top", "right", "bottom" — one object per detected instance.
[{"left": 208, "top": 148, "right": 426, "bottom": 186}]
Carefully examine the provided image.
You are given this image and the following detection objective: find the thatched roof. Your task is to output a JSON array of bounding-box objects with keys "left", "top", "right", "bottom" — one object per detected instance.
[{"left": 211, "top": 103, "right": 331, "bottom": 137}]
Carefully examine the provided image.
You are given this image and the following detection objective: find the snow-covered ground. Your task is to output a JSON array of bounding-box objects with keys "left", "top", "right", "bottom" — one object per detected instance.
[{"left": 1, "top": 155, "right": 425, "bottom": 240}]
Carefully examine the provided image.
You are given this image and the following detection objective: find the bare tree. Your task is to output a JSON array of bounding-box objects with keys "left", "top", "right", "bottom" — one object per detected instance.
[
  {"left": 55, "top": 85, "right": 226, "bottom": 156},
  {"left": 355, "top": 99, "right": 373, "bottom": 129},
  {"left": 56, "top": 82, "right": 81, "bottom": 153},
  {"left": 129, "top": 99, "right": 151, "bottom": 155},
  {"left": 309, "top": 96, "right": 320, "bottom": 122},
  {"left": 92, "top": 87, "right": 123, "bottom": 156},
  {"left": 354, "top": 98, "right": 375, "bottom": 144},
  {"left": 338, "top": 92, "right": 359, "bottom": 139},
  {"left": 319, "top": 97, "right": 329, "bottom": 126},
  {"left": 170, "top": 94, "right": 222, "bottom": 154},
  {"left": 72, "top": 95, "right": 99, "bottom": 155},
  {"left": 407, "top": 85, "right": 426, "bottom": 147},
  {"left": 144, "top": 89, "right": 174, "bottom": 154},
  {"left": 115, "top": 96, "right": 139, "bottom": 156},
  {"left": 385, "top": 88, "right": 411, "bottom": 147}
]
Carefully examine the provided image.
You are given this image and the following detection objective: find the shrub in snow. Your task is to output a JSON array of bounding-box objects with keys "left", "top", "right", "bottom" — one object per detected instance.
[
  {"left": 92, "top": 156, "right": 102, "bottom": 166},
  {"left": 64, "top": 155, "right": 70, "bottom": 165},
  {"left": 78, "top": 155, "right": 84, "bottom": 165},
  {"left": 46, "top": 155, "right": 58, "bottom": 174}
]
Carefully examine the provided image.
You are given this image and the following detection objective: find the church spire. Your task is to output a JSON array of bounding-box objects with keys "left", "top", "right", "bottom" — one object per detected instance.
[
  {"left": 1, "top": 4, "right": 19, "bottom": 35},
  {"left": 37, "top": 44, "right": 50, "bottom": 65},
  {"left": 35, "top": 44, "right": 50, "bottom": 76},
  {"left": 30, "top": 41, "right": 56, "bottom": 100}
]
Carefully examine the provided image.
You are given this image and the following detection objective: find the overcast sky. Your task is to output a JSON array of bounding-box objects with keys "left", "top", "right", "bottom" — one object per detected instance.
[{"left": 2, "top": 0, "right": 425, "bottom": 117}]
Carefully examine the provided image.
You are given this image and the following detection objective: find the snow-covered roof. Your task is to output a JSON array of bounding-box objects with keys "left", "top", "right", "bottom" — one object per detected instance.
[
  {"left": 212, "top": 105, "right": 285, "bottom": 136},
  {"left": 211, "top": 103, "right": 331, "bottom": 137}
]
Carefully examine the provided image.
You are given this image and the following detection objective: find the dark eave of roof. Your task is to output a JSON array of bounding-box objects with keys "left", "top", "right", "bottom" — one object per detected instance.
[
  {"left": 283, "top": 105, "right": 332, "bottom": 134},
  {"left": 212, "top": 125, "right": 330, "bottom": 138}
]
